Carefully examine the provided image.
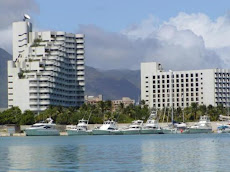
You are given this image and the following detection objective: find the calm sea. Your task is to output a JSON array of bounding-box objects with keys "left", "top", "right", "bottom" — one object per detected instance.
[{"left": 0, "top": 134, "right": 230, "bottom": 172}]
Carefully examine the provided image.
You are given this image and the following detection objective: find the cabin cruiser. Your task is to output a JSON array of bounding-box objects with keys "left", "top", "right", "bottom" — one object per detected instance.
[
  {"left": 66, "top": 119, "right": 91, "bottom": 135},
  {"left": 141, "top": 111, "right": 163, "bottom": 134},
  {"left": 92, "top": 120, "right": 121, "bottom": 135},
  {"left": 121, "top": 120, "right": 143, "bottom": 135},
  {"left": 25, "top": 118, "right": 60, "bottom": 136},
  {"left": 186, "top": 116, "right": 212, "bottom": 134}
]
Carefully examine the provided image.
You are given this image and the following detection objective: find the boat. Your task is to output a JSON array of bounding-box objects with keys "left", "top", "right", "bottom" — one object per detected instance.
[
  {"left": 186, "top": 116, "right": 212, "bottom": 134},
  {"left": 217, "top": 121, "right": 230, "bottom": 133},
  {"left": 161, "top": 125, "right": 177, "bottom": 134},
  {"left": 92, "top": 120, "right": 121, "bottom": 135},
  {"left": 66, "top": 119, "right": 91, "bottom": 135},
  {"left": 25, "top": 118, "right": 60, "bottom": 136},
  {"left": 217, "top": 115, "right": 230, "bottom": 133},
  {"left": 121, "top": 120, "right": 143, "bottom": 135},
  {"left": 141, "top": 111, "right": 163, "bottom": 134}
]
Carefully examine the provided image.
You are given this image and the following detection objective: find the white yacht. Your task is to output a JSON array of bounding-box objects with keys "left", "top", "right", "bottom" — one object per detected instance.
[
  {"left": 25, "top": 118, "right": 60, "bottom": 136},
  {"left": 187, "top": 116, "right": 212, "bottom": 134},
  {"left": 141, "top": 111, "right": 163, "bottom": 134},
  {"left": 92, "top": 120, "right": 121, "bottom": 135},
  {"left": 66, "top": 119, "right": 91, "bottom": 136},
  {"left": 121, "top": 120, "right": 143, "bottom": 135}
]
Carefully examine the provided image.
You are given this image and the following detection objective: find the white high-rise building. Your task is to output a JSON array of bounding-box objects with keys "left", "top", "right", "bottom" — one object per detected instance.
[
  {"left": 141, "top": 62, "right": 230, "bottom": 109},
  {"left": 8, "top": 18, "right": 85, "bottom": 113}
]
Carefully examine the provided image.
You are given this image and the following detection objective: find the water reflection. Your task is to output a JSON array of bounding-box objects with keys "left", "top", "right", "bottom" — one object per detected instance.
[
  {"left": 0, "top": 135, "right": 230, "bottom": 171},
  {"left": 141, "top": 134, "right": 230, "bottom": 171}
]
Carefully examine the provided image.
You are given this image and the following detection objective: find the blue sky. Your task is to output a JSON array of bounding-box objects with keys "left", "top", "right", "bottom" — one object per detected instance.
[
  {"left": 1, "top": 0, "right": 230, "bottom": 70},
  {"left": 34, "top": 0, "right": 230, "bottom": 32}
]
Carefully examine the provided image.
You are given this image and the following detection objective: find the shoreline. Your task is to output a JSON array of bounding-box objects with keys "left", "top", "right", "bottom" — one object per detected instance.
[{"left": 0, "top": 121, "right": 227, "bottom": 137}]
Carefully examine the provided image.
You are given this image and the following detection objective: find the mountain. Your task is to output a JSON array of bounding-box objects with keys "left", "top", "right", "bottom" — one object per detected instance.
[
  {"left": 0, "top": 48, "right": 11, "bottom": 108},
  {"left": 85, "top": 66, "right": 140, "bottom": 102}
]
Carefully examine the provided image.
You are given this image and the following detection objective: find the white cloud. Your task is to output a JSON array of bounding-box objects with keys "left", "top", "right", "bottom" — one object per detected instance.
[
  {"left": 81, "top": 13, "right": 226, "bottom": 70},
  {"left": 166, "top": 12, "right": 230, "bottom": 49}
]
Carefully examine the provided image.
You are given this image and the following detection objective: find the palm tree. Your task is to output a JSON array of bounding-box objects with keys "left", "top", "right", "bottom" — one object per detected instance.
[
  {"left": 105, "top": 100, "right": 112, "bottom": 112},
  {"left": 199, "top": 105, "right": 207, "bottom": 116},
  {"left": 191, "top": 102, "right": 198, "bottom": 120}
]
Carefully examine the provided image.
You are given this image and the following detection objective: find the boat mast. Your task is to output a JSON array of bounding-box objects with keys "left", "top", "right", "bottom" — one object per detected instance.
[
  {"left": 87, "top": 111, "right": 92, "bottom": 125},
  {"left": 170, "top": 70, "right": 174, "bottom": 124}
]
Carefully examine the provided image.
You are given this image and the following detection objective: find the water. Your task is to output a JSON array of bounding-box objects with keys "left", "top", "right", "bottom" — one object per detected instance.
[{"left": 0, "top": 134, "right": 230, "bottom": 172}]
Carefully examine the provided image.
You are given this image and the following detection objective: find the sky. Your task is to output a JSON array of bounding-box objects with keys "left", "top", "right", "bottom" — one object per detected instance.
[{"left": 1, "top": 0, "right": 230, "bottom": 70}]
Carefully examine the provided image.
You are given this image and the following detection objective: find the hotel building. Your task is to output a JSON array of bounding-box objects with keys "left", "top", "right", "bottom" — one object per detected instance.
[
  {"left": 141, "top": 62, "right": 230, "bottom": 109},
  {"left": 8, "top": 18, "right": 85, "bottom": 114}
]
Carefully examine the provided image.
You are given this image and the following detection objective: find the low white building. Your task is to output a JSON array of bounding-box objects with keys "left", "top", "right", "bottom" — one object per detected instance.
[
  {"left": 141, "top": 62, "right": 230, "bottom": 109},
  {"left": 8, "top": 18, "right": 85, "bottom": 114}
]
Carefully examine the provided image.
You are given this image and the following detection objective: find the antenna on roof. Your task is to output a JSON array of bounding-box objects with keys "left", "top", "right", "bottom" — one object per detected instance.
[{"left": 23, "top": 14, "right": 31, "bottom": 21}]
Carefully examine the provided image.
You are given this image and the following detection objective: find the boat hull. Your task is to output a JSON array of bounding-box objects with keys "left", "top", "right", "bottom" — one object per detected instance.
[
  {"left": 141, "top": 129, "right": 163, "bottom": 134},
  {"left": 92, "top": 130, "right": 122, "bottom": 135},
  {"left": 162, "top": 128, "right": 177, "bottom": 134},
  {"left": 187, "top": 128, "right": 212, "bottom": 134},
  {"left": 121, "top": 130, "right": 141, "bottom": 135},
  {"left": 67, "top": 130, "right": 90, "bottom": 136},
  {"left": 25, "top": 129, "right": 60, "bottom": 136}
]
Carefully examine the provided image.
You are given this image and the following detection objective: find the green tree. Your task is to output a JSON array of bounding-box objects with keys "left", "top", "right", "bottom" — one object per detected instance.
[
  {"left": 0, "top": 107, "right": 22, "bottom": 124},
  {"left": 20, "top": 110, "right": 35, "bottom": 125}
]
